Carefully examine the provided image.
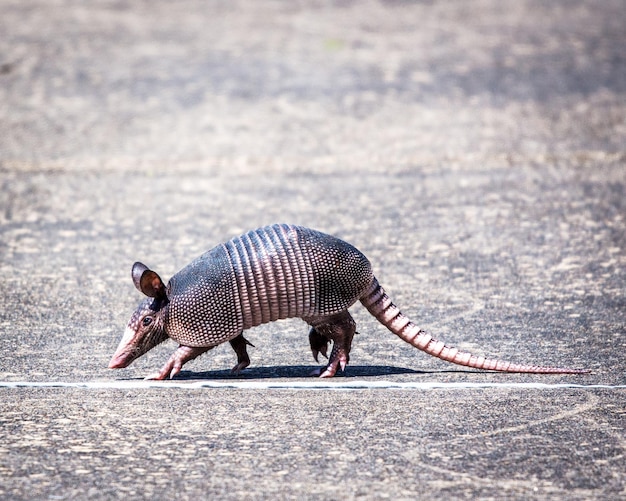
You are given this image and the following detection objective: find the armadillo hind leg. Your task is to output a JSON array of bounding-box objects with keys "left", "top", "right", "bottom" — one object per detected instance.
[
  {"left": 145, "top": 345, "right": 214, "bottom": 380},
  {"left": 305, "top": 311, "right": 356, "bottom": 378},
  {"left": 229, "top": 333, "right": 255, "bottom": 374},
  {"left": 308, "top": 327, "right": 329, "bottom": 362}
]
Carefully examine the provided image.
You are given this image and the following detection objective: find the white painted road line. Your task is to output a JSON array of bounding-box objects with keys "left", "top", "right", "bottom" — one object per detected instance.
[{"left": 0, "top": 380, "right": 624, "bottom": 390}]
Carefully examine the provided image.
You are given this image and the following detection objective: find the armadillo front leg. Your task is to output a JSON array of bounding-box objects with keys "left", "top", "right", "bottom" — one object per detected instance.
[
  {"left": 145, "top": 345, "right": 214, "bottom": 380},
  {"left": 306, "top": 311, "right": 356, "bottom": 378}
]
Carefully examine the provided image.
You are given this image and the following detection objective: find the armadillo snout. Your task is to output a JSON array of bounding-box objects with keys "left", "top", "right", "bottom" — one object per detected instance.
[
  {"left": 108, "top": 350, "right": 136, "bottom": 369},
  {"left": 108, "top": 325, "right": 144, "bottom": 369}
]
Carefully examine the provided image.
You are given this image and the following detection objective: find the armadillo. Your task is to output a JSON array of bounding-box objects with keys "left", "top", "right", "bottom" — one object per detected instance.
[{"left": 108, "top": 224, "right": 589, "bottom": 379}]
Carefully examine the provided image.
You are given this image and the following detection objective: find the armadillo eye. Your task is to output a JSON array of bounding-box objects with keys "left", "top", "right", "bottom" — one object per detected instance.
[{"left": 142, "top": 316, "right": 153, "bottom": 327}]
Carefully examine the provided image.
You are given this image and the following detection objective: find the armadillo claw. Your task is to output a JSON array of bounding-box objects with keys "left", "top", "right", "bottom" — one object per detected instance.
[
  {"left": 308, "top": 328, "right": 329, "bottom": 362},
  {"left": 317, "top": 350, "right": 349, "bottom": 378},
  {"left": 143, "top": 361, "right": 177, "bottom": 380},
  {"left": 324, "top": 360, "right": 347, "bottom": 377},
  {"left": 318, "top": 366, "right": 337, "bottom": 378},
  {"left": 230, "top": 360, "right": 250, "bottom": 375},
  {"left": 309, "top": 365, "right": 338, "bottom": 377},
  {"left": 311, "top": 347, "right": 328, "bottom": 363},
  {"left": 146, "top": 345, "right": 213, "bottom": 380}
]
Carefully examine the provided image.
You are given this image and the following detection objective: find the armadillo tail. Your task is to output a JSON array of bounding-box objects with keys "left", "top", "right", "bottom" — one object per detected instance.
[{"left": 360, "top": 279, "right": 590, "bottom": 374}]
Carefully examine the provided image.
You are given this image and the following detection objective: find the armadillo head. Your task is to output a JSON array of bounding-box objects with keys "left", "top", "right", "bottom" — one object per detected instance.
[{"left": 108, "top": 262, "right": 170, "bottom": 370}]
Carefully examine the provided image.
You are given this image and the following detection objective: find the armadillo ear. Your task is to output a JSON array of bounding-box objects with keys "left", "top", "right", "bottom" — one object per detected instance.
[
  {"left": 131, "top": 262, "right": 166, "bottom": 299},
  {"left": 132, "top": 262, "right": 149, "bottom": 291}
]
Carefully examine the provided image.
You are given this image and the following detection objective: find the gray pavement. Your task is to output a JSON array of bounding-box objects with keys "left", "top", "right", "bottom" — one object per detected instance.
[{"left": 1, "top": 1, "right": 625, "bottom": 499}]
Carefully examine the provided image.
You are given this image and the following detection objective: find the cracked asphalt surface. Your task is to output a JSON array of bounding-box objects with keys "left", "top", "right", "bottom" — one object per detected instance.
[{"left": 1, "top": 1, "right": 625, "bottom": 499}]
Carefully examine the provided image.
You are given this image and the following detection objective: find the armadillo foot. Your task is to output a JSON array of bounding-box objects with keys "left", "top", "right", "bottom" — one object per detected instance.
[
  {"left": 146, "top": 345, "right": 213, "bottom": 380},
  {"left": 305, "top": 311, "right": 355, "bottom": 378},
  {"left": 309, "top": 327, "right": 329, "bottom": 362},
  {"left": 229, "top": 334, "right": 254, "bottom": 375},
  {"left": 230, "top": 361, "right": 250, "bottom": 375},
  {"left": 319, "top": 346, "right": 349, "bottom": 378}
]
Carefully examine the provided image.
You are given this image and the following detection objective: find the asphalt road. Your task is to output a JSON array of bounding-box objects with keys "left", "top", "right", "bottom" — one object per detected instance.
[{"left": 1, "top": 1, "right": 625, "bottom": 500}]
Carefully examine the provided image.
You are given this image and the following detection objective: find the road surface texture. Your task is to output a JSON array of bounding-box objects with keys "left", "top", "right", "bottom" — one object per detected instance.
[{"left": 0, "top": 1, "right": 624, "bottom": 500}]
